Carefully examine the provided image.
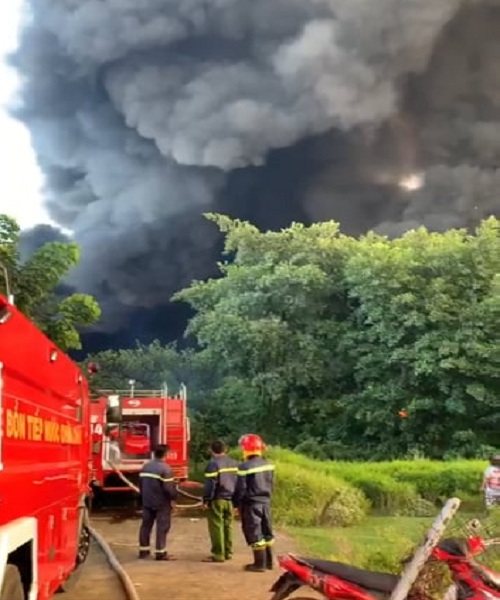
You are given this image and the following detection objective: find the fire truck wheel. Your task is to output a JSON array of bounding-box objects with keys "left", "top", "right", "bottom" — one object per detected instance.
[
  {"left": 0, "top": 565, "right": 24, "bottom": 600},
  {"left": 58, "top": 524, "right": 90, "bottom": 592},
  {"left": 77, "top": 525, "right": 91, "bottom": 565}
]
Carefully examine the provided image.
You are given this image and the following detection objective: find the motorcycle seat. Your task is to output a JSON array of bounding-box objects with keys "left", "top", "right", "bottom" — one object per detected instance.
[{"left": 295, "top": 556, "right": 399, "bottom": 594}]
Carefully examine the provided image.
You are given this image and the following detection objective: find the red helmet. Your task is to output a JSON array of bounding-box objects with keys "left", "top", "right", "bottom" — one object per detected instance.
[{"left": 239, "top": 434, "right": 266, "bottom": 457}]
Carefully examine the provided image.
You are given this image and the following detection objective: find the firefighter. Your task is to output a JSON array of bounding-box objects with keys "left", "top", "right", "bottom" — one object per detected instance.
[
  {"left": 202, "top": 440, "right": 239, "bottom": 562},
  {"left": 106, "top": 427, "right": 122, "bottom": 466},
  {"left": 234, "top": 434, "right": 275, "bottom": 573},
  {"left": 138, "top": 444, "right": 178, "bottom": 561}
]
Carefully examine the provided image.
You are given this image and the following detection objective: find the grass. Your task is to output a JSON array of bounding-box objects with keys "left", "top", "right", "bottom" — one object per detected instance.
[
  {"left": 192, "top": 448, "right": 488, "bottom": 526},
  {"left": 264, "top": 448, "right": 487, "bottom": 514},
  {"left": 288, "top": 516, "right": 433, "bottom": 573},
  {"left": 191, "top": 450, "right": 500, "bottom": 580},
  {"left": 288, "top": 512, "right": 500, "bottom": 573}
]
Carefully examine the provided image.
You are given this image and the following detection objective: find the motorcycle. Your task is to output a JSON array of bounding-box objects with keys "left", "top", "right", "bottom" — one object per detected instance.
[{"left": 270, "top": 498, "right": 500, "bottom": 600}]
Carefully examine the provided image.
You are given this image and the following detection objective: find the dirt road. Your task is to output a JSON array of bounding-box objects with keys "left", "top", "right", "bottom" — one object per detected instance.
[
  {"left": 64, "top": 540, "right": 126, "bottom": 600},
  {"left": 88, "top": 513, "right": 319, "bottom": 600}
]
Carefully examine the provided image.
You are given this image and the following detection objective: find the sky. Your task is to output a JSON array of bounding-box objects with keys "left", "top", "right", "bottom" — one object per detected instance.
[{"left": 0, "top": 0, "right": 50, "bottom": 230}]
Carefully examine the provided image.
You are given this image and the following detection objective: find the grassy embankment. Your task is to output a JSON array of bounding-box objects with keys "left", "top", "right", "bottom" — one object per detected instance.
[
  {"left": 192, "top": 448, "right": 499, "bottom": 571},
  {"left": 290, "top": 516, "right": 432, "bottom": 572}
]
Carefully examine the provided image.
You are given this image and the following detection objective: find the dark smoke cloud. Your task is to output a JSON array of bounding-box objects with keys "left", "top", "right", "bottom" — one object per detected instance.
[
  {"left": 10, "top": 0, "right": 500, "bottom": 333},
  {"left": 19, "top": 223, "right": 70, "bottom": 262}
]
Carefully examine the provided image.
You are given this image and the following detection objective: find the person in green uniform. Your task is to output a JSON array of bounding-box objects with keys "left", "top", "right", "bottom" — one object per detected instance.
[{"left": 202, "top": 440, "right": 238, "bottom": 562}]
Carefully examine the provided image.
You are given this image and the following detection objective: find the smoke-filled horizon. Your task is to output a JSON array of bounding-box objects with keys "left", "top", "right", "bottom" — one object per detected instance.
[{"left": 12, "top": 0, "right": 500, "bottom": 334}]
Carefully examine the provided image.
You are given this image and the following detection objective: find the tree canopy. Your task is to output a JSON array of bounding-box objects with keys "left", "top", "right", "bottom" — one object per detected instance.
[
  {"left": 173, "top": 214, "right": 500, "bottom": 460},
  {"left": 0, "top": 214, "right": 101, "bottom": 351},
  {"left": 83, "top": 340, "right": 218, "bottom": 407}
]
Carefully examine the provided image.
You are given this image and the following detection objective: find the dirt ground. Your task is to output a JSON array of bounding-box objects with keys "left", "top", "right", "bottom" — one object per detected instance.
[
  {"left": 64, "top": 540, "right": 126, "bottom": 600},
  {"left": 86, "top": 513, "right": 320, "bottom": 600}
]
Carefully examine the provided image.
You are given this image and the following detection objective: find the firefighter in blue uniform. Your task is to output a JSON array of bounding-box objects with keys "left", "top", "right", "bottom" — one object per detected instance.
[
  {"left": 202, "top": 440, "right": 239, "bottom": 562},
  {"left": 138, "top": 444, "right": 178, "bottom": 561},
  {"left": 234, "top": 434, "right": 275, "bottom": 572}
]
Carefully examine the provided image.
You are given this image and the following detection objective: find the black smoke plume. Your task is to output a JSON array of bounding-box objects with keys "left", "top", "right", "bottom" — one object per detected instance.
[
  {"left": 19, "top": 223, "right": 70, "bottom": 261},
  {"left": 10, "top": 0, "right": 500, "bottom": 335}
]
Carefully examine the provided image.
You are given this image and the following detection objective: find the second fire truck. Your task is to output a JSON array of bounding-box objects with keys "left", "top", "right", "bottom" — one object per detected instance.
[{"left": 89, "top": 385, "right": 190, "bottom": 500}]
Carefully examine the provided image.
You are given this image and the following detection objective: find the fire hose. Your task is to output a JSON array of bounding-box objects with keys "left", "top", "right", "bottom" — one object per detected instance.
[
  {"left": 88, "top": 525, "right": 141, "bottom": 600},
  {"left": 110, "top": 464, "right": 204, "bottom": 509}
]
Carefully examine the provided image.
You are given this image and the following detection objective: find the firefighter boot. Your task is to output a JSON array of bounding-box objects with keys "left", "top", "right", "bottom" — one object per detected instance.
[
  {"left": 244, "top": 548, "right": 266, "bottom": 573},
  {"left": 265, "top": 546, "right": 274, "bottom": 570},
  {"left": 138, "top": 550, "right": 150, "bottom": 559},
  {"left": 155, "top": 552, "right": 177, "bottom": 561}
]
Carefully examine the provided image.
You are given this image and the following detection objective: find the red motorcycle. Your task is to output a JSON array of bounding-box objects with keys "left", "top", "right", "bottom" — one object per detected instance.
[{"left": 270, "top": 501, "right": 500, "bottom": 600}]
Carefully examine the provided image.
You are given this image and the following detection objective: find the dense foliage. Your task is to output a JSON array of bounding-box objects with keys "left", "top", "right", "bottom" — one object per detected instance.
[
  {"left": 84, "top": 341, "right": 216, "bottom": 400},
  {"left": 173, "top": 214, "right": 499, "bottom": 460},
  {"left": 83, "top": 214, "right": 499, "bottom": 460},
  {"left": 0, "top": 214, "right": 101, "bottom": 350}
]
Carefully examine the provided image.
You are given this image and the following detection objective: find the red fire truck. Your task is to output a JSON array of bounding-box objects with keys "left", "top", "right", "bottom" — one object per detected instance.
[
  {"left": 90, "top": 385, "right": 190, "bottom": 499},
  {"left": 0, "top": 291, "right": 117, "bottom": 600}
]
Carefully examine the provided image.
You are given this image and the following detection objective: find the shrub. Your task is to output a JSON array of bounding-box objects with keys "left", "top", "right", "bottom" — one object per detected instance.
[
  {"left": 274, "top": 451, "right": 485, "bottom": 504},
  {"left": 343, "top": 474, "right": 423, "bottom": 515},
  {"left": 294, "top": 439, "right": 328, "bottom": 461},
  {"left": 273, "top": 462, "right": 370, "bottom": 527},
  {"left": 375, "top": 460, "right": 485, "bottom": 502},
  {"left": 290, "top": 450, "right": 485, "bottom": 513},
  {"left": 213, "top": 447, "right": 486, "bottom": 520},
  {"left": 223, "top": 447, "right": 370, "bottom": 526}
]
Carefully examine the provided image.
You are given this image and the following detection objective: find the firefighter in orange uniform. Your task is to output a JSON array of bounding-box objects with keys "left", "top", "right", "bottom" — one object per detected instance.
[{"left": 234, "top": 434, "right": 275, "bottom": 572}]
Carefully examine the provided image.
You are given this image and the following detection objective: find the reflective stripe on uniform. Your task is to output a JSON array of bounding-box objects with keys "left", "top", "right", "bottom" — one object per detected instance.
[
  {"left": 204, "top": 467, "right": 238, "bottom": 478},
  {"left": 251, "top": 540, "right": 267, "bottom": 549},
  {"left": 139, "top": 472, "right": 174, "bottom": 483},
  {"left": 154, "top": 548, "right": 166, "bottom": 553},
  {"left": 237, "top": 464, "right": 275, "bottom": 476},
  {"left": 139, "top": 546, "right": 151, "bottom": 551}
]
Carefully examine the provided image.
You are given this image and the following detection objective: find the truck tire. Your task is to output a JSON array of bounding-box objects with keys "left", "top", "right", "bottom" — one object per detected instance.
[
  {"left": 57, "top": 508, "right": 90, "bottom": 593},
  {"left": 0, "top": 565, "right": 24, "bottom": 600}
]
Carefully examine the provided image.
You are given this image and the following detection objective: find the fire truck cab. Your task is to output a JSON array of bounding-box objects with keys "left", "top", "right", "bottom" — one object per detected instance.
[
  {"left": 90, "top": 385, "right": 190, "bottom": 497},
  {"left": 0, "top": 293, "right": 108, "bottom": 600}
]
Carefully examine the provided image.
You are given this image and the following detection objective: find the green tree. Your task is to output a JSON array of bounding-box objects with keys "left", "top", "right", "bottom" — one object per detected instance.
[
  {"left": 174, "top": 214, "right": 358, "bottom": 444},
  {"left": 83, "top": 341, "right": 221, "bottom": 410},
  {"left": 338, "top": 218, "right": 500, "bottom": 458},
  {"left": 0, "top": 214, "right": 101, "bottom": 351},
  {"left": 84, "top": 341, "right": 185, "bottom": 391},
  {"left": 174, "top": 214, "right": 500, "bottom": 459}
]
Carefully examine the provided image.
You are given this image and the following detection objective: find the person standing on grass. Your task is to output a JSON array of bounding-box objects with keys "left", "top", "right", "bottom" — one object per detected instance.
[
  {"left": 138, "top": 444, "right": 178, "bottom": 561},
  {"left": 202, "top": 440, "right": 239, "bottom": 562},
  {"left": 481, "top": 454, "right": 500, "bottom": 509}
]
